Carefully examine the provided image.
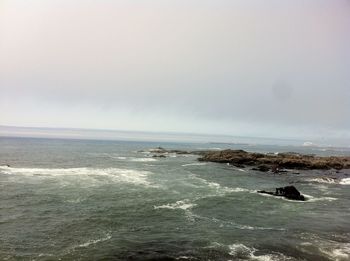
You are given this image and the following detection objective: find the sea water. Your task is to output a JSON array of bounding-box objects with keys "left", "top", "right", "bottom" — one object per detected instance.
[{"left": 0, "top": 137, "right": 349, "bottom": 260}]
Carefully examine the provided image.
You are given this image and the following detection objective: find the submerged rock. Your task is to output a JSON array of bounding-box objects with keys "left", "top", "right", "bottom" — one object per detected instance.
[{"left": 257, "top": 186, "right": 306, "bottom": 201}]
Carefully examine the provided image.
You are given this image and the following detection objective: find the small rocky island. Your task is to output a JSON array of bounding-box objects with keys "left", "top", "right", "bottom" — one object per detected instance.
[
  {"left": 148, "top": 147, "right": 350, "bottom": 172},
  {"left": 198, "top": 149, "right": 350, "bottom": 172}
]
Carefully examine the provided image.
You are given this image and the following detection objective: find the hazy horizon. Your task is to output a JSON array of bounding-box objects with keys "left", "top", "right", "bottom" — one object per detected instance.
[
  {"left": 1, "top": 0, "right": 349, "bottom": 144},
  {"left": 2, "top": 125, "right": 350, "bottom": 148}
]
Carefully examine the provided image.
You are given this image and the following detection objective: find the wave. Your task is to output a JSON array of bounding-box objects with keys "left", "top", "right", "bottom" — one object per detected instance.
[
  {"left": 182, "top": 163, "right": 207, "bottom": 167},
  {"left": 109, "top": 156, "right": 158, "bottom": 162},
  {"left": 228, "top": 243, "right": 290, "bottom": 261},
  {"left": 303, "top": 194, "right": 338, "bottom": 202},
  {"left": 340, "top": 177, "right": 350, "bottom": 185},
  {"left": 115, "top": 156, "right": 127, "bottom": 160},
  {"left": 307, "top": 177, "right": 350, "bottom": 186},
  {"left": 306, "top": 177, "right": 337, "bottom": 184},
  {"left": 207, "top": 242, "right": 291, "bottom": 261},
  {"left": 320, "top": 244, "right": 350, "bottom": 261},
  {"left": 77, "top": 233, "right": 112, "bottom": 248},
  {"left": 256, "top": 191, "right": 337, "bottom": 203},
  {"left": 0, "top": 166, "right": 155, "bottom": 187},
  {"left": 130, "top": 158, "right": 158, "bottom": 162},
  {"left": 199, "top": 216, "right": 285, "bottom": 231},
  {"left": 154, "top": 200, "right": 196, "bottom": 210},
  {"left": 207, "top": 181, "right": 249, "bottom": 193},
  {"left": 188, "top": 173, "right": 251, "bottom": 196},
  {"left": 299, "top": 234, "right": 350, "bottom": 261}
]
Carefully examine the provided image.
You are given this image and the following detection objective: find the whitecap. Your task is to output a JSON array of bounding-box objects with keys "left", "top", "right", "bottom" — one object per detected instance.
[
  {"left": 228, "top": 243, "right": 290, "bottom": 261},
  {"left": 182, "top": 162, "right": 207, "bottom": 167},
  {"left": 109, "top": 156, "right": 157, "bottom": 162},
  {"left": 189, "top": 174, "right": 250, "bottom": 195},
  {"left": 207, "top": 217, "right": 285, "bottom": 231},
  {"left": 115, "top": 156, "right": 127, "bottom": 160},
  {"left": 206, "top": 181, "right": 249, "bottom": 193},
  {"left": 0, "top": 166, "right": 155, "bottom": 187},
  {"left": 340, "top": 177, "right": 350, "bottom": 185},
  {"left": 130, "top": 158, "right": 158, "bottom": 162},
  {"left": 304, "top": 195, "right": 338, "bottom": 202},
  {"left": 77, "top": 233, "right": 112, "bottom": 248},
  {"left": 319, "top": 243, "right": 350, "bottom": 261},
  {"left": 307, "top": 177, "right": 337, "bottom": 184},
  {"left": 154, "top": 200, "right": 196, "bottom": 210}
]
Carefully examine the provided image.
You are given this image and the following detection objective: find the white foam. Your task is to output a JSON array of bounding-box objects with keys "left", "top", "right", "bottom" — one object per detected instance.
[
  {"left": 207, "top": 181, "right": 249, "bottom": 193},
  {"left": 228, "top": 243, "right": 289, "bottom": 261},
  {"left": 208, "top": 217, "right": 285, "bottom": 231},
  {"left": 0, "top": 166, "right": 155, "bottom": 187},
  {"left": 307, "top": 177, "right": 337, "bottom": 184},
  {"left": 340, "top": 177, "right": 350, "bottom": 185},
  {"left": 77, "top": 233, "right": 112, "bottom": 248},
  {"left": 303, "top": 194, "right": 338, "bottom": 202},
  {"left": 109, "top": 156, "right": 157, "bottom": 162},
  {"left": 182, "top": 162, "right": 207, "bottom": 167},
  {"left": 130, "top": 158, "right": 157, "bottom": 162},
  {"left": 189, "top": 174, "right": 250, "bottom": 196},
  {"left": 115, "top": 156, "right": 127, "bottom": 160},
  {"left": 154, "top": 200, "right": 196, "bottom": 210},
  {"left": 319, "top": 243, "right": 350, "bottom": 261}
]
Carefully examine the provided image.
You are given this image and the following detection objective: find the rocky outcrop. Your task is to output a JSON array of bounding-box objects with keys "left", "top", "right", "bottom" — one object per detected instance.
[
  {"left": 257, "top": 186, "right": 306, "bottom": 201},
  {"left": 152, "top": 154, "right": 166, "bottom": 158},
  {"left": 142, "top": 147, "right": 350, "bottom": 172},
  {"left": 198, "top": 149, "right": 350, "bottom": 171},
  {"left": 144, "top": 147, "right": 192, "bottom": 155}
]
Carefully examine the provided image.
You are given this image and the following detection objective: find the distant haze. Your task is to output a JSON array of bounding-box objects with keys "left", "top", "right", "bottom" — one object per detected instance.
[{"left": 1, "top": 0, "right": 349, "bottom": 145}]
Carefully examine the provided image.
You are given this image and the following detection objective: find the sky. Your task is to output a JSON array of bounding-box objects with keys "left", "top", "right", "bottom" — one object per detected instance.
[{"left": 0, "top": 0, "right": 350, "bottom": 144}]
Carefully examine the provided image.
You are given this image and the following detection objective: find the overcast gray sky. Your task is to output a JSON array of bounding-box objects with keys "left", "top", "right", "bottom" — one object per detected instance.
[{"left": 1, "top": 0, "right": 349, "bottom": 143}]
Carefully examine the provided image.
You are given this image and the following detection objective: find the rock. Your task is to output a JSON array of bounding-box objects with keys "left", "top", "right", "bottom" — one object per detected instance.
[
  {"left": 198, "top": 149, "right": 350, "bottom": 171},
  {"left": 257, "top": 186, "right": 306, "bottom": 201},
  {"left": 152, "top": 154, "right": 166, "bottom": 158},
  {"left": 252, "top": 165, "right": 270, "bottom": 172},
  {"left": 149, "top": 147, "right": 167, "bottom": 153}
]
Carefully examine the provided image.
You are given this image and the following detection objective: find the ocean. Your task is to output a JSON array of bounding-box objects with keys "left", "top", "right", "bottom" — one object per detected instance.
[{"left": 0, "top": 137, "right": 349, "bottom": 260}]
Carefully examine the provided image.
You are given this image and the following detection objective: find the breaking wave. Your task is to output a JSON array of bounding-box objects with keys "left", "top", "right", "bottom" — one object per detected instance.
[
  {"left": 307, "top": 177, "right": 337, "bottom": 184},
  {"left": 340, "top": 177, "right": 350, "bottom": 185},
  {"left": 228, "top": 243, "right": 291, "bottom": 261},
  {"left": 77, "top": 233, "right": 112, "bottom": 248},
  {"left": 182, "top": 162, "right": 207, "bottom": 167},
  {"left": 154, "top": 200, "right": 196, "bottom": 210},
  {"left": 0, "top": 165, "right": 155, "bottom": 187}
]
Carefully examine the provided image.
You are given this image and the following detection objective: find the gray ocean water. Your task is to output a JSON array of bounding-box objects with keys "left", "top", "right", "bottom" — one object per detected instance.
[{"left": 0, "top": 137, "right": 349, "bottom": 261}]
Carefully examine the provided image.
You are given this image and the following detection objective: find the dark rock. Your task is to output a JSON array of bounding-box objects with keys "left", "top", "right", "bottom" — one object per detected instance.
[
  {"left": 152, "top": 154, "right": 166, "bottom": 158},
  {"left": 198, "top": 149, "right": 350, "bottom": 171},
  {"left": 258, "top": 186, "right": 306, "bottom": 201},
  {"left": 252, "top": 165, "right": 270, "bottom": 172},
  {"left": 150, "top": 147, "right": 167, "bottom": 153}
]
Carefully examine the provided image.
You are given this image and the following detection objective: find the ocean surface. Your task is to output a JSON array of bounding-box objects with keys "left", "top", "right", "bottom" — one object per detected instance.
[{"left": 0, "top": 137, "right": 350, "bottom": 261}]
